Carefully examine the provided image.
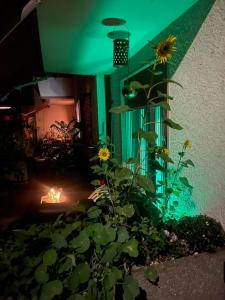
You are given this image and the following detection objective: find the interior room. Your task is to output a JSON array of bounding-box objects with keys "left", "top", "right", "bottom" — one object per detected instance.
[{"left": 0, "top": 0, "right": 224, "bottom": 299}]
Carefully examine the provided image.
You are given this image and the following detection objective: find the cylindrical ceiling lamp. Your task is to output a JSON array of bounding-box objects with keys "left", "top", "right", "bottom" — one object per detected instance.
[
  {"left": 113, "top": 38, "right": 129, "bottom": 66},
  {"left": 107, "top": 29, "right": 130, "bottom": 68}
]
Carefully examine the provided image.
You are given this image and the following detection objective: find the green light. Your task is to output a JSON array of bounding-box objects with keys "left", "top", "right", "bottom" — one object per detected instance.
[
  {"left": 96, "top": 75, "right": 106, "bottom": 142},
  {"left": 155, "top": 107, "right": 163, "bottom": 194}
]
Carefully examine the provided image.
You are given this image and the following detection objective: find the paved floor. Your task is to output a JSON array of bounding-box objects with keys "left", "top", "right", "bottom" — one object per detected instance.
[{"left": 134, "top": 248, "right": 225, "bottom": 300}]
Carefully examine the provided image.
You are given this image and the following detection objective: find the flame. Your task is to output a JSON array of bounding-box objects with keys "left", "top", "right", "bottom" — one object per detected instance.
[{"left": 41, "top": 187, "right": 66, "bottom": 204}]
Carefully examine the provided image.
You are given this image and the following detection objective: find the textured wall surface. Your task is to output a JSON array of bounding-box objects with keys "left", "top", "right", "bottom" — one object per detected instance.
[{"left": 169, "top": 0, "right": 225, "bottom": 226}]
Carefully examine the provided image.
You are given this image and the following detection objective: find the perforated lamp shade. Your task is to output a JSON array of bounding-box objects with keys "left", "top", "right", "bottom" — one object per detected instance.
[{"left": 113, "top": 38, "right": 129, "bottom": 67}]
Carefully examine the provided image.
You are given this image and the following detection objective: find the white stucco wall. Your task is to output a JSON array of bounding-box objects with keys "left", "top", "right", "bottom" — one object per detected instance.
[{"left": 169, "top": 0, "right": 225, "bottom": 226}]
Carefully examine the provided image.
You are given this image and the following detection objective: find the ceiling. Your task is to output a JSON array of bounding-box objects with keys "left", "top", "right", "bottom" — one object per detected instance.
[{"left": 37, "top": 0, "right": 198, "bottom": 75}]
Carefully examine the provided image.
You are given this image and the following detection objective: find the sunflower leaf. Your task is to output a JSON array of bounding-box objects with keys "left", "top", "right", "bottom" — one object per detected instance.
[{"left": 109, "top": 105, "right": 132, "bottom": 114}]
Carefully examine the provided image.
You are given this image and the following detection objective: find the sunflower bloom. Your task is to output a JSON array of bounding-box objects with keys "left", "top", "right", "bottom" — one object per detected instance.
[
  {"left": 98, "top": 148, "right": 110, "bottom": 161},
  {"left": 161, "top": 148, "right": 170, "bottom": 155},
  {"left": 155, "top": 35, "right": 176, "bottom": 64},
  {"left": 184, "top": 140, "right": 192, "bottom": 149}
]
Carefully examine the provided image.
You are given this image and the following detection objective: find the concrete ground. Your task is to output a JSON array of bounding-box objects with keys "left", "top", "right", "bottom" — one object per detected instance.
[{"left": 134, "top": 248, "right": 225, "bottom": 300}]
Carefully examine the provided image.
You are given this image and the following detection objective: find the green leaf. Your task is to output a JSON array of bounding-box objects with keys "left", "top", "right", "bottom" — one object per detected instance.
[
  {"left": 90, "top": 165, "right": 104, "bottom": 174},
  {"left": 139, "top": 129, "right": 158, "bottom": 143},
  {"left": 127, "top": 157, "right": 138, "bottom": 164},
  {"left": 179, "top": 176, "right": 193, "bottom": 188},
  {"left": 109, "top": 105, "right": 132, "bottom": 114},
  {"left": 68, "top": 263, "right": 90, "bottom": 291},
  {"left": 51, "top": 233, "right": 67, "bottom": 249},
  {"left": 152, "top": 101, "right": 171, "bottom": 110},
  {"left": 34, "top": 264, "right": 49, "bottom": 284},
  {"left": 122, "top": 239, "right": 139, "bottom": 257},
  {"left": 89, "top": 155, "right": 98, "bottom": 162},
  {"left": 136, "top": 174, "right": 155, "bottom": 193},
  {"left": 157, "top": 153, "right": 174, "bottom": 163},
  {"left": 157, "top": 90, "right": 174, "bottom": 100},
  {"left": 173, "top": 200, "right": 179, "bottom": 206},
  {"left": 70, "top": 230, "right": 90, "bottom": 253},
  {"left": 87, "top": 206, "right": 102, "bottom": 218},
  {"left": 123, "top": 275, "right": 140, "bottom": 300},
  {"left": 185, "top": 159, "right": 195, "bottom": 167},
  {"left": 117, "top": 227, "right": 129, "bottom": 243},
  {"left": 43, "top": 249, "right": 57, "bottom": 266},
  {"left": 115, "top": 167, "right": 133, "bottom": 180},
  {"left": 114, "top": 204, "right": 135, "bottom": 218},
  {"left": 130, "top": 81, "right": 149, "bottom": 89},
  {"left": 90, "top": 179, "right": 101, "bottom": 186},
  {"left": 104, "top": 267, "right": 122, "bottom": 291},
  {"left": 178, "top": 151, "right": 185, "bottom": 158},
  {"left": 101, "top": 244, "right": 118, "bottom": 263},
  {"left": 144, "top": 266, "right": 159, "bottom": 284},
  {"left": 40, "top": 280, "right": 63, "bottom": 300},
  {"left": 164, "top": 118, "right": 183, "bottom": 130},
  {"left": 93, "top": 225, "right": 116, "bottom": 245},
  {"left": 88, "top": 279, "right": 97, "bottom": 300},
  {"left": 58, "top": 254, "right": 75, "bottom": 274}
]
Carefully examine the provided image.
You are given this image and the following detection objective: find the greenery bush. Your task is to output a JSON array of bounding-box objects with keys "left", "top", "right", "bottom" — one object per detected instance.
[
  {"left": 168, "top": 215, "right": 225, "bottom": 252},
  {"left": 0, "top": 199, "right": 184, "bottom": 300}
]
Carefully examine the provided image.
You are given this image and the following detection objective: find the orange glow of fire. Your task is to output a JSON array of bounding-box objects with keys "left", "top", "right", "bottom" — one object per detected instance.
[{"left": 41, "top": 187, "right": 66, "bottom": 204}]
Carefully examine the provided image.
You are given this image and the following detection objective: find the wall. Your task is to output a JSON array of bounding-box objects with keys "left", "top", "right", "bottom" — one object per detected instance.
[{"left": 169, "top": 0, "right": 225, "bottom": 226}]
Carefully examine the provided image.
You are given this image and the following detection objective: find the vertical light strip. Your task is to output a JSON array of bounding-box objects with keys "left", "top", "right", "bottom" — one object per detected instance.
[
  {"left": 155, "top": 107, "right": 163, "bottom": 193},
  {"left": 96, "top": 74, "right": 107, "bottom": 142},
  {"left": 140, "top": 108, "right": 147, "bottom": 175}
]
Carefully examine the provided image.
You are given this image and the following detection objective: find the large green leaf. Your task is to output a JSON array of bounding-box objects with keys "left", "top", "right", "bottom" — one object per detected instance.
[
  {"left": 87, "top": 206, "right": 102, "bottom": 218},
  {"left": 122, "top": 239, "right": 139, "bottom": 257},
  {"left": 109, "top": 105, "right": 132, "bottom": 114},
  {"left": 68, "top": 263, "right": 90, "bottom": 291},
  {"left": 43, "top": 249, "right": 57, "bottom": 266},
  {"left": 34, "top": 264, "right": 49, "bottom": 284},
  {"left": 114, "top": 204, "right": 135, "bottom": 218},
  {"left": 123, "top": 275, "right": 140, "bottom": 300},
  {"left": 117, "top": 227, "right": 129, "bottom": 243},
  {"left": 164, "top": 118, "right": 183, "bottom": 130},
  {"left": 40, "top": 280, "right": 63, "bottom": 300},
  {"left": 51, "top": 233, "right": 67, "bottom": 249},
  {"left": 144, "top": 266, "right": 159, "bottom": 284},
  {"left": 115, "top": 167, "right": 133, "bottom": 180},
  {"left": 58, "top": 254, "right": 76, "bottom": 274},
  {"left": 101, "top": 243, "right": 118, "bottom": 263},
  {"left": 104, "top": 267, "right": 122, "bottom": 291},
  {"left": 70, "top": 230, "right": 90, "bottom": 253},
  {"left": 93, "top": 225, "right": 116, "bottom": 245},
  {"left": 136, "top": 175, "right": 155, "bottom": 193},
  {"left": 139, "top": 129, "right": 158, "bottom": 143}
]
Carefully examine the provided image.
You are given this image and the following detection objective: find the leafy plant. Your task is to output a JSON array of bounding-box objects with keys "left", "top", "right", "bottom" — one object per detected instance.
[
  {"left": 168, "top": 215, "right": 225, "bottom": 252},
  {"left": 1, "top": 200, "right": 178, "bottom": 299}
]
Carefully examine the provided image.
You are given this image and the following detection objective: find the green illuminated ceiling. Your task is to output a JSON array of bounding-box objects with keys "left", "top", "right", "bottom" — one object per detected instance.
[{"left": 37, "top": 0, "right": 198, "bottom": 75}]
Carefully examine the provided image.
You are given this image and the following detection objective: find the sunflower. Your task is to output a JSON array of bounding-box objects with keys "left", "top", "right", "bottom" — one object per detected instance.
[
  {"left": 155, "top": 35, "right": 176, "bottom": 64},
  {"left": 98, "top": 148, "right": 110, "bottom": 161},
  {"left": 184, "top": 140, "right": 192, "bottom": 149}
]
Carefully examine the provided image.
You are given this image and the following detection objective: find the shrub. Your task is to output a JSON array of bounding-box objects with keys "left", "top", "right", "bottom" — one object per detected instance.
[{"left": 170, "top": 215, "right": 225, "bottom": 252}]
